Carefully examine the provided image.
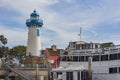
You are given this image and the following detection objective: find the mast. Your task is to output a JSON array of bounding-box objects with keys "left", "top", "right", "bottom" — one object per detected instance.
[
  {"left": 80, "top": 27, "right": 82, "bottom": 41},
  {"left": 78, "top": 27, "right": 82, "bottom": 41}
]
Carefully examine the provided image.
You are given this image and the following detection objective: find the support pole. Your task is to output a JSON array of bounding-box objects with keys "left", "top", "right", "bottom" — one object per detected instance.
[
  {"left": 88, "top": 57, "right": 92, "bottom": 80},
  {"left": 36, "top": 64, "right": 39, "bottom": 80}
]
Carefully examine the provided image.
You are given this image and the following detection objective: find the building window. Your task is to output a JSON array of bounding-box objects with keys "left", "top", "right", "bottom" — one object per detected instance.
[
  {"left": 66, "top": 72, "right": 73, "bottom": 80},
  {"left": 110, "top": 54, "right": 117, "bottom": 60},
  {"left": 93, "top": 55, "right": 99, "bottom": 61},
  {"left": 101, "top": 55, "right": 108, "bottom": 61},
  {"left": 109, "top": 67, "right": 117, "bottom": 73}
]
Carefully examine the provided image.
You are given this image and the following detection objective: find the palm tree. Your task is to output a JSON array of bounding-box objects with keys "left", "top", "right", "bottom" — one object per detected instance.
[
  {"left": 0, "top": 35, "right": 7, "bottom": 45},
  {"left": 0, "top": 35, "right": 9, "bottom": 57}
]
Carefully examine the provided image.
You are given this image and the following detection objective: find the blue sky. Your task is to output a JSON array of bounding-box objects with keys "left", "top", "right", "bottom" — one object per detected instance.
[{"left": 0, "top": 0, "right": 120, "bottom": 49}]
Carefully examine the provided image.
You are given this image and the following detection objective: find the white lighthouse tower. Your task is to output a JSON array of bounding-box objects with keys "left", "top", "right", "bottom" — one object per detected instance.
[{"left": 26, "top": 10, "right": 43, "bottom": 56}]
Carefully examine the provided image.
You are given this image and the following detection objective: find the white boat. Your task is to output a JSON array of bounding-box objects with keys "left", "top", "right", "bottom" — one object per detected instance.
[{"left": 59, "top": 41, "right": 120, "bottom": 80}]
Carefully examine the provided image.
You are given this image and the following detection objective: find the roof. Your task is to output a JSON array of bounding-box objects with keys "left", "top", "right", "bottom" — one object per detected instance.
[
  {"left": 102, "top": 42, "right": 113, "bottom": 48},
  {"left": 45, "top": 48, "right": 60, "bottom": 55},
  {"left": 30, "top": 10, "right": 39, "bottom": 17},
  {"left": 26, "top": 10, "right": 43, "bottom": 27}
]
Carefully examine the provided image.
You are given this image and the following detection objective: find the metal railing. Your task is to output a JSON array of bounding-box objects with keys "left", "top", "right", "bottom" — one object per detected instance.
[{"left": 1, "top": 58, "right": 33, "bottom": 80}]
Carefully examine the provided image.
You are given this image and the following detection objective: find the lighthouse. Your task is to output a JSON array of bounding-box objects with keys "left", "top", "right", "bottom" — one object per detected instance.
[{"left": 26, "top": 10, "right": 43, "bottom": 56}]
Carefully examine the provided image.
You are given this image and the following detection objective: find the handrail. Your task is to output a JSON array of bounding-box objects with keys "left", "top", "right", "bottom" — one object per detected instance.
[{"left": 1, "top": 58, "right": 32, "bottom": 80}]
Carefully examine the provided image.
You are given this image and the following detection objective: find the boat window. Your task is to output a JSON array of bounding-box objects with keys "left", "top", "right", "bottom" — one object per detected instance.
[
  {"left": 118, "top": 53, "right": 120, "bottom": 59},
  {"left": 85, "top": 56, "right": 89, "bottom": 61},
  {"left": 81, "top": 71, "right": 88, "bottom": 80},
  {"left": 101, "top": 55, "right": 108, "bottom": 61},
  {"left": 93, "top": 55, "right": 99, "bottom": 61},
  {"left": 78, "top": 72, "right": 80, "bottom": 80},
  {"left": 61, "top": 56, "right": 66, "bottom": 61},
  {"left": 73, "top": 56, "right": 78, "bottom": 61},
  {"left": 68, "top": 56, "right": 72, "bottom": 61},
  {"left": 80, "top": 56, "right": 84, "bottom": 61},
  {"left": 110, "top": 54, "right": 117, "bottom": 60},
  {"left": 109, "top": 67, "right": 117, "bottom": 73},
  {"left": 66, "top": 72, "right": 73, "bottom": 80},
  {"left": 51, "top": 72, "right": 53, "bottom": 80},
  {"left": 57, "top": 72, "right": 62, "bottom": 80},
  {"left": 119, "top": 67, "right": 120, "bottom": 73}
]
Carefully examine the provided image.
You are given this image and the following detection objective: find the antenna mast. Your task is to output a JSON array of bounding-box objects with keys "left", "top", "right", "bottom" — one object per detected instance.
[
  {"left": 78, "top": 27, "right": 82, "bottom": 41},
  {"left": 80, "top": 27, "right": 82, "bottom": 41}
]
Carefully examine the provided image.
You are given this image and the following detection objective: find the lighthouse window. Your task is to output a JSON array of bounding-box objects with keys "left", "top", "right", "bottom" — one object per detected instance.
[{"left": 36, "top": 29, "right": 40, "bottom": 36}]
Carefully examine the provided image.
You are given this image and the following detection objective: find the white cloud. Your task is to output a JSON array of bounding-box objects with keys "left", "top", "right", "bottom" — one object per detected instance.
[
  {"left": 1, "top": 0, "right": 120, "bottom": 49},
  {"left": 0, "top": 25, "right": 27, "bottom": 48}
]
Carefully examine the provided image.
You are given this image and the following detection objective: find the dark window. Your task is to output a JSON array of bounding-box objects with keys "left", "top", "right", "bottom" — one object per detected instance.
[
  {"left": 77, "top": 56, "right": 80, "bottom": 61},
  {"left": 73, "top": 56, "right": 78, "bottom": 61},
  {"left": 119, "top": 67, "right": 120, "bottom": 73},
  {"left": 66, "top": 72, "right": 73, "bottom": 80},
  {"left": 61, "top": 56, "right": 66, "bottom": 61},
  {"left": 57, "top": 72, "right": 62, "bottom": 80},
  {"left": 51, "top": 72, "right": 53, "bottom": 80},
  {"left": 36, "top": 29, "right": 40, "bottom": 36},
  {"left": 78, "top": 72, "right": 80, "bottom": 80},
  {"left": 80, "top": 56, "right": 84, "bottom": 61},
  {"left": 118, "top": 53, "right": 120, "bottom": 59},
  {"left": 76, "top": 45, "right": 80, "bottom": 50},
  {"left": 109, "top": 67, "right": 117, "bottom": 73},
  {"left": 68, "top": 56, "right": 72, "bottom": 61},
  {"left": 101, "top": 55, "right": 108, "bottom": 61},
  {"left": 81, "top": 71, "right": 88, "bottom": 80},
  {"left": 93, "top": 55, "right": 99, "bottom": 61},
  {"left": 85, "top": 56, "right": 89, "bottom": 61},
  {"left": 110, "top": 54, "right": 117, "bottom": 60},
  {"left": 66, "top": 56, "right": 69, "bottom": 61}
]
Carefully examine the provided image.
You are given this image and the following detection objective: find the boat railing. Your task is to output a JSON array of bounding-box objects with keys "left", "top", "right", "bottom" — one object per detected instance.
[{"left": 68, "top": 46, "right": 120, "bottom": 54}]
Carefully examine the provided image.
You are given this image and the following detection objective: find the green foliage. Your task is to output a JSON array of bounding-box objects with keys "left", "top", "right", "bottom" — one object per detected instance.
[
  {"left": 0, "top": 35, "right": 9, "bottom": 57},
  {"left": 0, "top": 35, "right": 7, "bottom": 45},
  {"left": 9, "top": 45, "right": 26, "bottom": 56}
]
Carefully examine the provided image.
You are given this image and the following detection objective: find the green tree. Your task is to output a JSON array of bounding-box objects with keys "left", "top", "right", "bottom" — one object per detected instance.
[
  {"left": 0, "top": 35, "right": 7, "bottom": 45},
  {"left": 9, "top": 45, "right": 26, "bottom": 56},
  {"left": 0, "top": 35, "right": 9, "bottom": 57}
]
